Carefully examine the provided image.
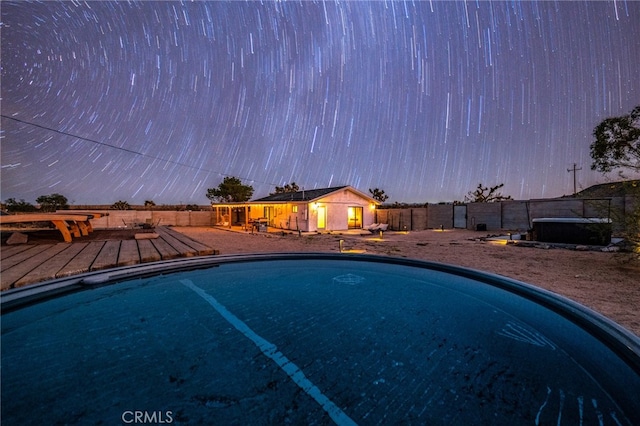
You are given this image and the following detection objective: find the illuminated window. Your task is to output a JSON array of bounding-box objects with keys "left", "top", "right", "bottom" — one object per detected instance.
[{"left": 292, "top": 205, "right": 298, "bottom": 213}]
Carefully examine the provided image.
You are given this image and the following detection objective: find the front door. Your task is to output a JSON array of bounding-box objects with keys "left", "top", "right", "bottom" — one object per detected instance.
[
  {"left": 348, "top": 207, "right": 363, "bottom": 229},
  {"left": 317, "top": 206, "right": 326, "bottom": 230},
  {"left": 264, "top": 206, "right": 275, "bottom": 225}
]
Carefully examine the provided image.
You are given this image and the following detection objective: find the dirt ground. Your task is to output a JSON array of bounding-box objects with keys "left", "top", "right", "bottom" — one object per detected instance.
[{"left": 173, "top": 227, "right": 640, "bottom": 337}]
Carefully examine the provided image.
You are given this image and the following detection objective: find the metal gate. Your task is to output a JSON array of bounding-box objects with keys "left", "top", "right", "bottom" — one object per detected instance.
[{"left": 453, "top": 205, "right": 467, "bottom": 228}]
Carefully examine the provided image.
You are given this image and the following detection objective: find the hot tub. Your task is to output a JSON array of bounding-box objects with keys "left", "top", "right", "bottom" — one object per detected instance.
[
  {"left": 532, "top": 217, "right": 612, "bottom": 245},
  {"left": 1, "top": 254, "right": 639, "bottom": 425}
]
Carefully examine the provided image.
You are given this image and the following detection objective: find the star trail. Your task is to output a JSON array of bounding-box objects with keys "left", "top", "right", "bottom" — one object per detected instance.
[{"left": 1, "top": 1, "right": 639, "bottom": 205}]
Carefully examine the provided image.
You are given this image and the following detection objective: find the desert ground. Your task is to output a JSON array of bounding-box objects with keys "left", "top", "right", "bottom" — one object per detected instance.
[{"left": 173, "top": 226, "right": 640, "bottom": 337}]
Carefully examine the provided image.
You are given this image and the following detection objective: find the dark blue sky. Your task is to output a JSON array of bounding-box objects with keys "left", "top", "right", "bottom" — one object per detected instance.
[{"left": 2, "top": 1, "right": 639, "bottom": 205}]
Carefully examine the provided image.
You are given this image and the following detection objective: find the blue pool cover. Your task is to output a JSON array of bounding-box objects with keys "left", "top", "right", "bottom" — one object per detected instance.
[{"left": 2, "top": 253, "right": 639, "bottom": 425}]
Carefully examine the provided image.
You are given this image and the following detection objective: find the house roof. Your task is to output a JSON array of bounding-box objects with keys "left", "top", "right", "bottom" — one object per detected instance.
[
  {"left": 211, "top": 185, "right": 380, "bottom": 206},
  {"left": 252, "top": 186, "right": 350, "bottom": 202},
  {"left": 251, "top": 185, "right": 380, "bottom": 204}
]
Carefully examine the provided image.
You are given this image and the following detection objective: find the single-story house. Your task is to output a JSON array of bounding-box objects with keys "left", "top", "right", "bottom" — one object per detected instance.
[{"left": 212, "top": 185, "right": 380, "bottom": 232}]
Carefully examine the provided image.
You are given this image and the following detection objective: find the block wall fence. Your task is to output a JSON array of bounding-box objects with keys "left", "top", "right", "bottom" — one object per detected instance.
[
  {"left": 375, "top": 196, "right": 638, "bottom": 232},
  {"left": 87, "top": 210, "right": 217, "bottom": 229},
  {"left": 76, "top": 196, "right": 637, "bottom": 232}
]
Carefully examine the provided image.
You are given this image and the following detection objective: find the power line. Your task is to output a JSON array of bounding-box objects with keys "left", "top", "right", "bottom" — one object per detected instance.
[{"left": 1, "top": 114, "right": 278, "bottom": 187}]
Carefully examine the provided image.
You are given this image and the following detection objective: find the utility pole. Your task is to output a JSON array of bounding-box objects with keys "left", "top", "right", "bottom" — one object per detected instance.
[{"left": 567, "top": 163, "right": 582, "bottom": 196}]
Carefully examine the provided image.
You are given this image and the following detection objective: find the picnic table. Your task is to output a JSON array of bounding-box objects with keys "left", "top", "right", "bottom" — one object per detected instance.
[{"left": 0, "top": 213, "right": 100, "bottom": 243}]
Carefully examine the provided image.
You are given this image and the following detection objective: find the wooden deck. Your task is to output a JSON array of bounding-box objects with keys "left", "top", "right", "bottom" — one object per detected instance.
[{"left": 0, "top": 227, "right": 218, "bottom": 290}]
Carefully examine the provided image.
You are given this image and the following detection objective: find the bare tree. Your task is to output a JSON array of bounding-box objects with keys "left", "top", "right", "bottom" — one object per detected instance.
[
  {"left": 271, "top": 182, "right": 300, "bottom": 195},
  {"left": 368, "top": 188, "right": 389, "bottom": 203},
  {"left": 465, "top": 183, "right": 512, "bottom": 203},
  {"left": 111, "top": 200, "right": 131, "bottom": 210}
]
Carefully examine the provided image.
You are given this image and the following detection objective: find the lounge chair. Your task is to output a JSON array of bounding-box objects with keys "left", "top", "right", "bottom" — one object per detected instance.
[{"left": 366, "top": 223, "right": 388, "bottom": 233}]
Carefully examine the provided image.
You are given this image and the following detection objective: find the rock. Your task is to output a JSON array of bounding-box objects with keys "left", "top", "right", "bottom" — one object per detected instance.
[
  {"left": 6, "top": 232, "right": 28, "bottom": 244},
  {"left": 575, "top": 245, "right": 589, "bottom": 251}
]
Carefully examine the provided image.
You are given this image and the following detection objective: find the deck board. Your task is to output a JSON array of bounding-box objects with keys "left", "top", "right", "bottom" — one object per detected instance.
[
  {"left": 91, "top": 240, "right": 121, "bottom": 271},
  {"left": 1, "top": 245, "right": 56, "bottom": 272},
  {"left": 1, "top": 244, "right": 35, "bottom": 261},
  {"left": 57, "top": 241, "right": 106, "bottom": 278},
  {"left": 13, "top": 243, "right": 89, "bottom": 288},
  {"left": 150, "top": 237, "right": 181, "bottom": 260},
  {"left": 118, "top": 240, "right": 140, "bottom": 267},
  {"left": 1, "top": 227, "right": 217, "bottom": 289},
  {"left": 154, "top": 228, "right": 199, "bottom": 256},
  {"left": 156, "top": 227, "right": 216, "bottom": 255},
  {"left": 1, "top": 244, "right": 71, "bottom": 290},
  {"left": 137, "top": 239, "right": 162, "bottom": 263}
]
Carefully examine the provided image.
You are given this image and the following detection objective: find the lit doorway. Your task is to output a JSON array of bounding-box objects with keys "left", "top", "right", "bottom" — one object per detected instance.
[
  {"left": 348, "top": 206, "right": 363, "bottom": 229},
  {"left": 263, "top": 206, "right": 275, "bottom": 225},
  {"left": 317, "top": 206, "right": 326, "bottom": 230}
]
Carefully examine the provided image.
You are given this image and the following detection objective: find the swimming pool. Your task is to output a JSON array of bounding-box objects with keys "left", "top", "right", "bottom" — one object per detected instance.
[{"left": 2, "top": 254, "right": 639, "bottom": 425}]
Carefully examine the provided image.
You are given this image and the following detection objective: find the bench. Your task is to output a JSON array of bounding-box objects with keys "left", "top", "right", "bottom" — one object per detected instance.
[
  {"left": 56, "top": 211, "right": 106, "bottom": 228},
  {"left": 0, "top": 213, "right": 97, "bottom": 243}
]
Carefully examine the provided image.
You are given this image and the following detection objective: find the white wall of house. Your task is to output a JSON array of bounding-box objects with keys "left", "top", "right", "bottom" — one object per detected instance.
[
  {"left": 307, "top": 189, "right": 376, "bottom": 232},
  {"left": 215, "top": 188, "right": 377, "bottom": 232}
]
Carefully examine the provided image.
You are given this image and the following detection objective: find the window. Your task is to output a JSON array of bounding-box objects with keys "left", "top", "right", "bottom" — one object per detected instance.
[{"left": 292, "top": 205, "right": 298, "bottom": 213}]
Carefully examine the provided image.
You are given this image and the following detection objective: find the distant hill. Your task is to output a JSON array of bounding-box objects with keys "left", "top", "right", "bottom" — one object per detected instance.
[{"left": 573, "top": 180, "right": 639, "bottom": 198}]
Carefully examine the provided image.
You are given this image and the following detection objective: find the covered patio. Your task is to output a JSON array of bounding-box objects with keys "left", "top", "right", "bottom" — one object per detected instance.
[{"left": 211, "top": 203, "right": 277, "bottom": 232}]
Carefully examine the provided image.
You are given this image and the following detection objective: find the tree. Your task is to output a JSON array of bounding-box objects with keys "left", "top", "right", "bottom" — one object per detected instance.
[
  {"left": 590, "top": 107, "right": 640, "bottom": 256},
  {"left": 271, "top": 182, "right": 300, "bottom": 195},
  {"left": 369, "top": 188, "right": 389, "bottom": 203},
  {"left": 465, "top": 183, "right": 512, "bottom": 203},
  {"left": 590, "top": 105, "right": 640, "bottom": 173},
  {"left": 206, "top": 177, "right": 254, "bottom": 203},
  {"left": 36, "top": 193, "right": 69, "bottom": 212},
  {"left": 111, "top": 200, "right": 131, "bottom": 210},
  {"left": 144, "top": 200, "right": 156, "bottom": 210},
  {"left": 4, "top": 198, "right": 37, "bottom": 212}
]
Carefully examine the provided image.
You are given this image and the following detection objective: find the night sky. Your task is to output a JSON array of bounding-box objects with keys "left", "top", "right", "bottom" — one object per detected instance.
[{"left": 2, "top": 1, "right": 639, "bottom": 205}]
